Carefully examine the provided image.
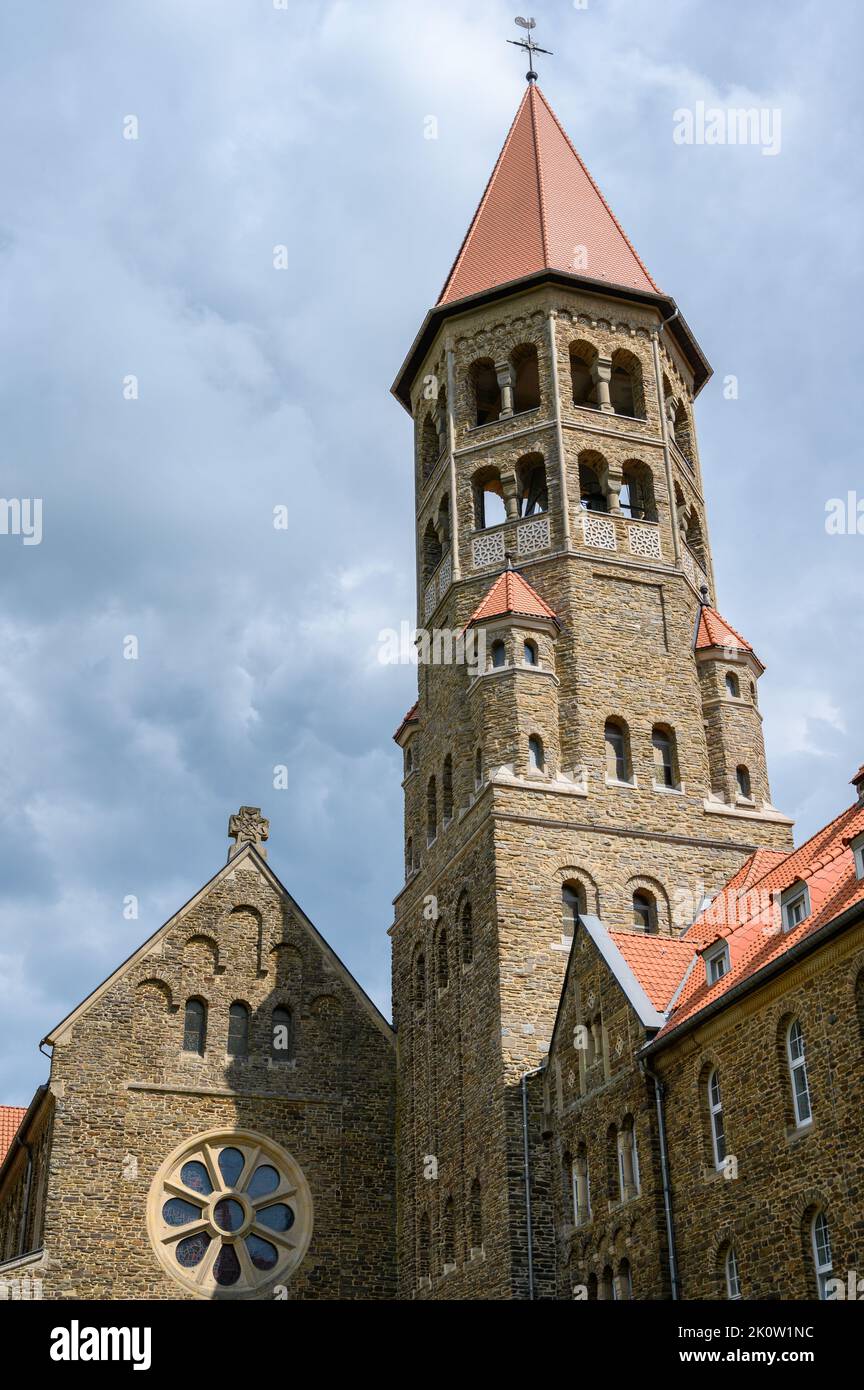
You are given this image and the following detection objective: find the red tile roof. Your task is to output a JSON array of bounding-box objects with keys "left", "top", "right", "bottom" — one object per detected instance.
[
  {"left": 464, "top": 568, "right": 558, "bottom": 630},
  {"left": 650, "top": 793, "right": 864, "bottom": 1042},
  {"left": 609, "top": 933, "right": 695, "bottom": 1011},
  {"left": 438, "top": 84, "right": 659, "bottom": 306},
  {"left": 0, "top": 1106, "right": 26, "bottom": 1163},
  {"left": 695, "top": 605, "right": 755, "bottom": 656},
  {"left": 392, "top": 701, "right": 419, "bottom": 744}
]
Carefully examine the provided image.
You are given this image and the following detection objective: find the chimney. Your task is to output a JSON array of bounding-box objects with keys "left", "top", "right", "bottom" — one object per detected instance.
[{"left": 851, "top": 765, "right": 864, "bottom": 806}]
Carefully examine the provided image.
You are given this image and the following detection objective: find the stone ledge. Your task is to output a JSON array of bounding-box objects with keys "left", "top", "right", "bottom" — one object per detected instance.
[{"left": 703, "top": 800, "right": 794, "bottom": 826}]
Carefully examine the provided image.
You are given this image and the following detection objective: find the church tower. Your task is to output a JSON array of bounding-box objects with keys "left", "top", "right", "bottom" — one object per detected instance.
[{"left": 389, "top": 79, "right": 793, "bottom": 1300}]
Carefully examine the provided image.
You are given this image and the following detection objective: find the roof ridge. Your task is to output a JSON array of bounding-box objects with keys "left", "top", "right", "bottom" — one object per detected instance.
[{"left": 528, "top": 86, "right": 550, "bottom": 268}]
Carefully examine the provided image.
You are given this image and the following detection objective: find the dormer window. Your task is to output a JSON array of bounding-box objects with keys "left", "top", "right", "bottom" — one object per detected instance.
[
  {"left": 781, "top": 881, "right": 810, "bottom": 932},
  {"left": 704, "top": 942, "right": 730, "bottom": 985},
  {"left": 851, "top": 832, "right": 864, "bottom": 881}
]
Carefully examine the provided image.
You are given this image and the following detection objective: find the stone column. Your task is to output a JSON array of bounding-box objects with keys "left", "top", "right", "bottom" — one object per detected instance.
[
  {"left": 501, "top": 471, "right": 520, "bottom": 520},
  {"left": 593, "top": 355, "right": 613, "bottom": 413},
  {"left": 496, "top": 360, "right": 514, "bottom": 417},
  {"left": 604, "top": 463, "right": 623, "bottom": 514}
]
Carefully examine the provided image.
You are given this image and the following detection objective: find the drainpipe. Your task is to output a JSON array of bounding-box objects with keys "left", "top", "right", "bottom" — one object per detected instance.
[
  {"left": 521, "top": 1063, "right": 545, "bottom": 1300},
  {"left": 641, "top": 1058, "right": 679, "bottom": 1300}
]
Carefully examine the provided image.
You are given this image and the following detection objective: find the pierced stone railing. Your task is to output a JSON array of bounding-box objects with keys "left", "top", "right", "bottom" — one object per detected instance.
[
  {"left": 423, "top": 551, "right": 454, "bottom": 619},
  {"left": 471, "top": 529, "right": 506, "bottom": 569},
  {"left": 581, "top": 512, "right": 617, "bottom": 552},
  {"left": 682, "top": 545, "right": 708, "bottom": 593},
  {"left": 516, "top": 514, "right": 551, "bottom": 557},
  {"left": 627, "top": 518, "right": 662, "bottom": 560}
]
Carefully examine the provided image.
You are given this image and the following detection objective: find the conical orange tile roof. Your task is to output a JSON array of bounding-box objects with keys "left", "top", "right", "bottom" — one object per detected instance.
[
  {"left": 439, "top": 84, "right": 659, "bottom": 305},
  {"left": 464, "top": 568, "right": 558, "bottom": 629},
  {"left": 695, "top": 606, "right": 755, "bottom": 655}
]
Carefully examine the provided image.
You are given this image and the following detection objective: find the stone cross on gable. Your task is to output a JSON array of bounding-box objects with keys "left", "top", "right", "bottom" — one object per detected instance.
[{"left": 228, "top": 806, "right": 270, "bottom": 860}]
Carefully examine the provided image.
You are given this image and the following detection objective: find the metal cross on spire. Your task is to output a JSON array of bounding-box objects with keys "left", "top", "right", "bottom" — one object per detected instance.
[{"left": 507, "top": 16, "right": 553, "bottom": 83}]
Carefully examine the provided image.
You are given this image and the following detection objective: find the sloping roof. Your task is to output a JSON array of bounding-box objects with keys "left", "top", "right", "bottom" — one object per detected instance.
[
  {"left": 439, "top": 84, "right": 659, "bottom": 306},
  {"left": 649, "top": 792, "right": 864, "bottom": 1043},
  {"left": 695, "top": 606, "right": 756, "bottom": 657},
  {"left": 393, "top": 701, "right": 419, "bottom": 744},
  {"left": 464, "top": 567, "right": 558, "bottom": 630},
  {"left": 608, "top": 933, "right": 695, "bottom": 1012},
  {"left": 0, "top": 1106, "right": 26, "bottom": 1163}
]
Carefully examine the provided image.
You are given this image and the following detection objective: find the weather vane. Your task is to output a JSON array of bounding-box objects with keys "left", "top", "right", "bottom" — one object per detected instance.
[{"left": 507, "top": 16, "right": 553, "bottom": 83}]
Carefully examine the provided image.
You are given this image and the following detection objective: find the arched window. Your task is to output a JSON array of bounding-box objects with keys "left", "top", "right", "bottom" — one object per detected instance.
[
  {"left": 523, "top": 639, "right": 538, "bottom": 665},
  {"left": 474, "top": 747, "right": 483, "bottom": 788},
  {"left": 652, "top": 725, "right": 678, "bottom": 789},
  {"left": 586, "top": 1272, "right": 598, "bottom": 1301},
  {"left": 460, "top": 899, "right": 474, "bottom": 965},
  {"left": 426, "top": 776, "right": 437, "bottom": 844},
  {"left": 442, "top": 754, "right": 453, "bottom": 822},
  {"left": 471, "top": 358, "right": 502, "bottom": 426},
  {"left": 569, "top": 342, "right": 596, "bottom": 406},
  {"left": 437, "top": 928, "right": 449, "bottom": 991},
  {"left": 579, "top": 460, "right": 607, "bottom": 512},
  {"left": 271, "top": 1005, "right": 294, "bottom": 1060},
  {"left": 726, "top": 671, "right": 740, "bottom": 698},
  {"left": 599, "top": 1265, "right": 614, "bottom": 1300},
  {"left": 405, "top": 744, "right": 414, "bottom": 776},
  {"left": 442, "top": 1196, "right": 455, "bottom": 1269},
  {"left": 528, "top": 735, "right": 545, "bottom": 772},
  {"left": 620, "top": 461, "right": 657, "bottom": 521},
  {"left": 750, "top": 680, "right": 757, "bottom": 704},
  {"left": 724, "top": 1245, "right": 742, "bottom": 1300},
  {"left": 517, "top": 453, "right": 547, "bottom": 516},
  {"left": 562, "top": 881, "right": 587, "bottom": 930},
  {"left": 618, "top": 1116, "right": 640, "bottom": 1198},
  {"left": 674, "top": 401, "right": 694, "bottom": 461},
  {"left": 708, "top": 1069, "right": 726, "bottom": 1170},
  {"left": 571, "top": 1144, "right": 590, "bottom": 1226},
  {"left": 606, "top": 1124, "right": 620, "bottom": 1201},
  {"left": 473, "top": 469, "right": 507, "bottom": 529},
  {"left": 605, "top": 719, "right": 631, "bottom": 782},
  {"left": 414, "top": 952, "right": 426, "bottom": 1011},
  {"left": 787, "top": 1019, "right": 812, "bottom": 1127},
  {"left": 615, "top": 1259, "right": 633, "bottom": 1301},
  {"left": 469, "top": 1179, "right": 483, "bottom": 1252},
  {"left": 632, "top": 891, "right": 657, "bottom": 932},
  {"left": 423, "top": 517, "right": 443, "bottom": 583},
  {"left": 512, "top": 343, "right": 540, "bottom": 413},
  {"left": 183, "top": 998, "right": 207, "bottom": 1055},
  {"left": 418, "top": 1210, "right": 431, "bottom": 1281},
  {"left": 405, "top": 836, "right": 414, "bottom": 880},
  {"left": 685, "top": 510, "right": 706, "bottom": 566},
  {"left": 736, "top": 765, "right": 752, "bottom": 799},
  {"left": 610, "top": 348, "right": 644, "bottom": 419},
  {"left": 491, "top": 639, "right": 506, "bottom": 669},
  {"left": 812, "top": 1211, "right": 833, "bottom": 1299},
  {"left": 227, "top": 1002, "right": 249, "bottom": 1059}
]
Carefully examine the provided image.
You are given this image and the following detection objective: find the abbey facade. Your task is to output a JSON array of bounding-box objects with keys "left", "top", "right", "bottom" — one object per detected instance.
[{"left": 2, "top": 82, "right": 862, "bottom": 1303}]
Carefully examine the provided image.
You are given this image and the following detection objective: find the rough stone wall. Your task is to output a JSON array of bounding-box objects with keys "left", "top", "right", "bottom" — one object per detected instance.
[
  {"left": 17, "top": 854, "right": 396, "bottom": 1300},
  {"left": 655, "top": 926, "right": 864, "bottom": 1300},
  {"left": 542, "top": 930, "right": 670, "bottom": 1301},
  {"left": 698, "top": 656, "right": 772, "bottom": 806},
  {"left": 0, "top": 1095, "right": 53, "bottom": 1266}
]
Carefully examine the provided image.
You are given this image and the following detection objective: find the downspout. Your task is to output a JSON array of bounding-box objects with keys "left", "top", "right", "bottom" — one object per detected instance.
[
  {"left": 652, "top": 306, "right": 681, "bottom": 567},
  {"left": 521, "top": 1063, "right": 545, "bottom": 1301},
  {"left": 641, "top": 1058, "right": 679, "bottom": 1300},
  {"left": 546, "top": 309, "right": 571, "bottom": 547}
]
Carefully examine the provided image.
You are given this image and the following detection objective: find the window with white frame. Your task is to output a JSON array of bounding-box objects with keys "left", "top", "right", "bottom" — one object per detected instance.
[
  {"left": 704, "top": 942, "right": 730, "bottom": 986},
  {"left": 787, "top": 1019, "right": 812, "bottom": 1127},
  {"left": 852, "top": 832, "right": 864, "bottom": 881},
  {"left": 725, "top": 1246, "right": 742, "bottom": 1300},
  {"left": 708, "top": 1069, "right": 726, "bottom": 1169},
  {"left": 812, "top": 1211, "right": 833, "bottom": 1300},
  {"left": 781, "top": 882, "right": 810, "bottom": 932}
]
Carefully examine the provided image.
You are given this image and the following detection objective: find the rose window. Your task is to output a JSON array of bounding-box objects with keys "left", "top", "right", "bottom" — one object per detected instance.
[{"left": 148, "top": 1128, "right": 313, "bottom": 1297}]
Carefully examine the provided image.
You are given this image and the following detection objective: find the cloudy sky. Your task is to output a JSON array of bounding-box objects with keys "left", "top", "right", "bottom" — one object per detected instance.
[{"left": 1, "top": 0, "right": 861, "bottom": 1104}]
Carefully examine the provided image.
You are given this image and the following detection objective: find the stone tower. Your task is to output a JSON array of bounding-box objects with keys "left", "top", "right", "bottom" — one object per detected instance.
[{"left": 389, "top": 82, "right": 793, "bottom": 1300}]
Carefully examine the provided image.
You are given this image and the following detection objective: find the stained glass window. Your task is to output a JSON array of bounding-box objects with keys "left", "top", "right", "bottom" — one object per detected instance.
[{"left": 149, "top": 1128, "right": 312, "bottom": 1298}]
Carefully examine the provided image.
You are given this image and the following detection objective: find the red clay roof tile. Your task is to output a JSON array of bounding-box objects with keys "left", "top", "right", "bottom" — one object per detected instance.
[
  {"left": 439, "top": 85, "right": 659, "bottom": 306},
  {"left": 464, "top": 568, "right": 558, "bottom": 629},
  {"left": 0, "top": 1106, "right": 26, "bottom": 1163}
]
